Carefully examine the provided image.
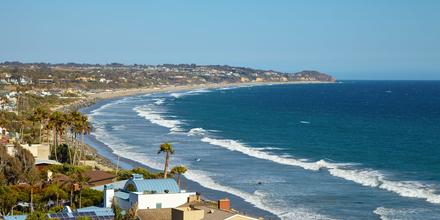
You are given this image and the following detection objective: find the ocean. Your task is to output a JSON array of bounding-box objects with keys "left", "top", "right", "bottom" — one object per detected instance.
[{"left": 82, "top": 81, "right": 440, "bottom": 219}]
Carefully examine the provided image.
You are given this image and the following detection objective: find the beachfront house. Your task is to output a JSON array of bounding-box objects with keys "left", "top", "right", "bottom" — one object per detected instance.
[{"left": 101, "top": 174, "right": 197, "bottom": 210}]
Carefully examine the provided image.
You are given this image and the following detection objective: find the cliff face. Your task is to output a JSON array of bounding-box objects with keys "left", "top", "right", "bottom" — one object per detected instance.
[{"left": 289, "top": 70, "right": 336, "bottom": 82}]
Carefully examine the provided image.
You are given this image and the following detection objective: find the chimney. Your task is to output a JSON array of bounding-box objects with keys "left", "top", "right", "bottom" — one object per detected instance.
[
  {"left": 218, "top": 198, "right": 230, "bottom": 210},
  {"left": 104, "top": 184, "right": 115, "bottom": 208}
]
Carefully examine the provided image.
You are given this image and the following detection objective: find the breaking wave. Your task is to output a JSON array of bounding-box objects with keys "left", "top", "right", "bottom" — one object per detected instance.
[
  {"left": 86, "top": 86, "right": 440, "bottom": 219},
  {"left": 200, "top": 136, "right": 440, "bottom": 205},
  {"left": 185, "top": 170, "right": 335, "bottom": 220},
  {"left": 170, "top": 89, "right": 211, "bottom": 98},
  {"left": 131, "top": 95, "right": 440, "bottom": 206},
  {"left": 133, "top": 105, "right": 183, "bottom": 132},
  {"left": 187, "top": 128, "right": 207, "bottom": 136},
  {"left": 112, "top": 125, "right": 126, "bottom": 131},
  {"left": 374, "top": 207, "right": 439, "bottom": 220},
  {"left": 153, "top": 98, "right": 165, "bottom": 105}
]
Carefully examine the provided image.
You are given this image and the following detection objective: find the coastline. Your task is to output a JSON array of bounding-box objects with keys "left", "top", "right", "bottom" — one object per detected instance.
[
  {"left": 78, "top": 81, "right": 333, "bottom": 219},
  {"left": 85, "top": 81, "right": 333, "bottom": 101}
]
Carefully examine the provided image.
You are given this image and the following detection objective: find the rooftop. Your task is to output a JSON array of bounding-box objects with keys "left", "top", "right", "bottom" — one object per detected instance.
[
  {"left": 123, "top": 175, "right": 179, "bottom": 193},
  {"left": 92, "top": 179, "right": 127, "bottom": 191},
  {"left": 83, "top": 170, "right": 116, "bottom": 183}
]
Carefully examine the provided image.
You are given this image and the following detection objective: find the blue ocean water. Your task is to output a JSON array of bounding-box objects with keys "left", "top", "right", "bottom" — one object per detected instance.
[{"left": 84, "top": 81, "right": 440, "bottom": 219}]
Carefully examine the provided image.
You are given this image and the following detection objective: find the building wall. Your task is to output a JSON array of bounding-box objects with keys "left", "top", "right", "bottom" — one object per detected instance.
[
  {"left": 21, "top": 144, "right": 50, "bottom": 160},
  {"left": 171, "top": 208, "right": 204, "bottom": 220},
  {"left": 37, "top": 144, "right": 50, "bottom": 160},
  {"left": 117, "top": 198, "right": 132, "bottom": 210},
  {"left": 126, "top": 192, "right": 196, "bottom": 210}
]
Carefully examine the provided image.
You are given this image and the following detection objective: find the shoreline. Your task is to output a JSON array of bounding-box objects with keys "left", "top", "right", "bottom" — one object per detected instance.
[
  {"left": 85, "top": 80, "right": 333, "bottom": 101},
  {"left": 78, "top": 81, "right": 333, "bottom": 219}
]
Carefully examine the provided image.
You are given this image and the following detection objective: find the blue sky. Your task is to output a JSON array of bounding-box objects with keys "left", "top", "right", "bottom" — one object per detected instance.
[{"left": 0, "top": 0, "right": 439, "bottom": 79}]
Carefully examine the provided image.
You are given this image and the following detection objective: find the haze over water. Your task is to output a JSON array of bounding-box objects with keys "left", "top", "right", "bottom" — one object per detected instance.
[{"left": 84, "top": 81, "right": 440, "bottom": 219}]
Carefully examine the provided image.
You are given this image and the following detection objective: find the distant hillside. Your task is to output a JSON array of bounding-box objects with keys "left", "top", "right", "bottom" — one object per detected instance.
[
  {"left": 0, "top": 62, "right": 336, "bottom": 90},
  {"left": 291, "top": 70, "right": 336, "bottom": 82}
]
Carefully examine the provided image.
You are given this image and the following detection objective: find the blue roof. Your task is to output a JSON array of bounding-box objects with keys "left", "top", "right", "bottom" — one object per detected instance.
[
  {"left": 124, "top": 178, "right": 179, "bottom": 193},
  {"left": 3, "top": 215, "right": 27, "bottom": 220}
]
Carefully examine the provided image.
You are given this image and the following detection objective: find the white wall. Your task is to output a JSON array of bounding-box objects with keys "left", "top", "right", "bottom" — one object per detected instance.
[
  {"left": 20, "top": 144, "right": 50, "bottom": 160},
  {"left": 104, "top": 189, "right": 114, "bottom": 208},
  {"left": 122, "top": 192, "right": 196, "bottom": 210}
]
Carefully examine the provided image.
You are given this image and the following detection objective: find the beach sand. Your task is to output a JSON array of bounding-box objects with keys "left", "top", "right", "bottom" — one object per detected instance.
[{"left": 85, "top": 81, "right": 330, "bottom": 101}]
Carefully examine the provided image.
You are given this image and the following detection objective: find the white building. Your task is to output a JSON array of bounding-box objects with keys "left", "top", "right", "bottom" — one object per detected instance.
[
  {"left": 103, "top": 174, "right": 196, "bottom": 210},
  {"left": 20, "top": 143, "right": 50, "bottom": 160}
]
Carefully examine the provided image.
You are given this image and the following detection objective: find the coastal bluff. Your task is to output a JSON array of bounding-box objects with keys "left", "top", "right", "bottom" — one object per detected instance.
[{"left": 290, "top": 70, "right": 336, "bottom": 82}]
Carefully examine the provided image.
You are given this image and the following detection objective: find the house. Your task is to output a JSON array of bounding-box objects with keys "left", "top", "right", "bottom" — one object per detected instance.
[
  {"left": 83, "top": 170, "right": 116, "bottom": 187},
  {"left": 136, "top": 199, "right": 260, "bottom": 220},
  {"left": 35, "top": 159, "right": 61, "bottom": 170},
  {"left": 6, "top": 143, "right": 60, "bottom": 170},
  {"left": 20, "top": 143, "right": 50, "bottom": 160},
  {"left": 102, "top": 174, "right": 197, "bottom": 210}
]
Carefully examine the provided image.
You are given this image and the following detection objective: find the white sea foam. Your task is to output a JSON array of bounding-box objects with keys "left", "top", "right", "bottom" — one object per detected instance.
[
  {"left": 218, "top": 87, "right": 234, "bottom": 90},
  {"left": 91, "top": 123, "right": 164, "bottom": 170},
  {"left": 329, "top": 169, "right": 440, "bottom": 204},
  {"left": 254, "top": 147, "right": 284, "bottom": 151},
  {"left": 201, "top": 137, "right": 339, "bottom": 171},
  {"left": 170, "top": 89, "right": 211, "bottom": 98},
  {"left": 374, "top": 207, "right": 439, "bottom": 220},
  {"left": 90, "top": 94, "right": 440, "bottom": 213},
  {"left": 153, "top": 98, "right": 165, "bottom": 105},
  {"left": 90, "top": 107, "right": 333, "bottom": 219},
  {"left": 187, "top": 128, "right": 207, "bottom": 136},
  {"left": 112, "top": 125, "right": 126, "bottom": 131},
  {"left": 185, "top": 170, "right": 335, "bottom": 220},
  {"left": 201, "top": 137, "right": 440, "bottom": 205},
  {"left": 133, "top": 105, "right": 182, "bottom": 131},
  {"left": 89, "top": 97, "right": 130, "bottom": 116},
  {"left": 92, "top": 122, "right": 332, "bottom": 219}
]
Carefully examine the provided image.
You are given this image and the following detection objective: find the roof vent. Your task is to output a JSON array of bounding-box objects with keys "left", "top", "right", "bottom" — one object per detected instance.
[{"left": 131, "top": 173, "right": 144, "bottom": 180}]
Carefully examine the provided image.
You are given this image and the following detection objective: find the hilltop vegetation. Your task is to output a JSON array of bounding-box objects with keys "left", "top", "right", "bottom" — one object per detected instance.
[{"left": 0, "top": 62, "right": 335, "bottom": 90}]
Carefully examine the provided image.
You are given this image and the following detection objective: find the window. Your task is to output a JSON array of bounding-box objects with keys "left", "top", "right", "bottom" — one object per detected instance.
[
  {"left": 156, "top": 203, "right": 162, "bottom": 208},
  {"left": 125, "top": 183, "right": 136, "bottom": 192}
]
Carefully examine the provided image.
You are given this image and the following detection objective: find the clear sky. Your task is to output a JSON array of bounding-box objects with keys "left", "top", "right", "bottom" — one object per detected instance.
[{"left": 1, "top": 0, "right": 439, "bottom": 80}]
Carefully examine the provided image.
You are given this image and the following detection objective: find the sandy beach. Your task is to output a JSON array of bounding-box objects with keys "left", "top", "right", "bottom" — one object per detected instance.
[{"left": 85, "top": 81, "right": 331, "bottom": 101}]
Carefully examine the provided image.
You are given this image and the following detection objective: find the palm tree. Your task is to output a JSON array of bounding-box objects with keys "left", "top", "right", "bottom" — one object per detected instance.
[
  {"left": 171, "top": 165, "right": 187, "bottom": 191},
  {"left": 75, "top": 114, "right": 91, "bottom": 165},
  {"left": 158, "top": 143, "right": 174, "bottom": 178},
  {"left": 47, "top": 111, "right": 67, "bottom": 161},
  {"left": 69, "top": 111, "right": 82, "bottom": 165},
  {"left": 27, "top": 114, "right": 38, "bottom": 143},
  {"left": 33, "top": 107, "right": 50, "bottom": 144}
]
